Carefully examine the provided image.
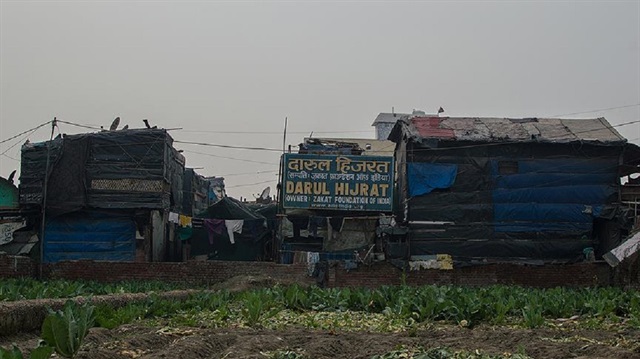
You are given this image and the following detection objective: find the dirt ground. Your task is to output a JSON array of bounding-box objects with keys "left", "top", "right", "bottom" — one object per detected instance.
[
  {"left": 2, "top": 323, "right": 639, "bottom": 359},
  {"left": 1, "top": 276, "right": 638, "bottom": 358}
]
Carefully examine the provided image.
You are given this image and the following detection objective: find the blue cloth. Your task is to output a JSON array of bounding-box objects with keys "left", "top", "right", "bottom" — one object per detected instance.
[{"left": 408, "top": 163, "right": 458, "bottom": 197}]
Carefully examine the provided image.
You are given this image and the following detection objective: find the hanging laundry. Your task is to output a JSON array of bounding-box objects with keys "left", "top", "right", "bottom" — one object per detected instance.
[
  {"left": 279, "top": 218, "right": 294, "bottom": 237},
  {"left": 203, "top": 219, "right": 226, "bottom": 245},
  {"left": 177, "top": 226, "right": 193, "bottom": 241},
  {"left": 224, "top": 219, "right": 244, "bottom": 244},
  {"left": 307, "top": 252, "right": 320, "bottom": 276},
  {"left": 329, "top": 217, "right": 345, "bottom": 232},
  {"left": 308, "top": 216, "right": 325, "bottom": 237},
  {"left": 168, "top": 212, "right": 180, "bottom": 224},
  {"left": 289, "top": 217, "right": 309, "bottom": 237},
  {"left": 192, "top": 218, "right": 204, "bottom": 228},
  {"left": 179, "top": 215, "right": 192, "bottom": 227}
]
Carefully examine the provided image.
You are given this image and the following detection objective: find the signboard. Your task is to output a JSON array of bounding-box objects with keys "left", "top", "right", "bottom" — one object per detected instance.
[
  {"left": 0, "top": 220, "right": 26, "bottom": 245},
  {"left": 282, "top": 154, "right": 394, "bottom": 211}
]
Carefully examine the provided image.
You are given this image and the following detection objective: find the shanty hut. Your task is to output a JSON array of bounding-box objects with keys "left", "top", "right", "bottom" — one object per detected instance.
[
  {"left": 19, "top": 128, "right": 185, "bottom": 262},
  {"left": 389, "top": 116, "right": 640, "bottom": 261}
]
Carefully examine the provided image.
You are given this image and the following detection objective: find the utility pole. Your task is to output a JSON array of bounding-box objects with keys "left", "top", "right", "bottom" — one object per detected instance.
[
  {"left": 275, "top": 117, "right": 287, "bottom": 262},
  {"left": 38, "top": 118, "right": 57, "bottom": 279}
]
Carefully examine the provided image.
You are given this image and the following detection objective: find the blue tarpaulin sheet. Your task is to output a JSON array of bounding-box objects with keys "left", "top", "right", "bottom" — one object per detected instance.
[
  {"left": 492, "top": 185, "right": 616, "bottom": 204},
  {"left": 494, "top": 173, "right": 616, "bottom": 189},
  {"left": 44, "top": 212, "right": 135, "bottom": 263},
  {"left": 494, "top": 222, "right": 593, "bottom": 233},
  {"left": 494, "top": 203, "right": 603, "bottom": 223},
  {"left": 408, "top": 163, "right": 458, "bottom": 197},
  {"left": 509, "top": 159, "right": 618, "bottom": 174},
  {"left": 488, "top": 158, "right": 614, "bottom": 234},
  {"left": 489, "top": 158, "right": 619, "bottom": 175}
]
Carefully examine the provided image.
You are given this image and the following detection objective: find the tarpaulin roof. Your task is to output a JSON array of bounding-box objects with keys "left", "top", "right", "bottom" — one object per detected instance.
[
  {"left": 199, "top": 197, "right": 266, "bottom": 220},
  {"left": 389, "top": 116, "right": 627, "bottom": 144}
]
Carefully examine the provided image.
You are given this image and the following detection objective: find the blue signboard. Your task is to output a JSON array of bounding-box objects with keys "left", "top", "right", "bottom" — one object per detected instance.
[{"left": 282, "top": 154, "right": 394, "bottom": 211}]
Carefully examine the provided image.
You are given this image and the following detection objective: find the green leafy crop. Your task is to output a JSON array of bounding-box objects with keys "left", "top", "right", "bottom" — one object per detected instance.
[{"left": 41, "top": 301, "right": 95, "bottom": 358}]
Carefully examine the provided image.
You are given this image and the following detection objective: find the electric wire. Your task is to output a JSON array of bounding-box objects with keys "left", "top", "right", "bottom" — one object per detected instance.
[
  {"left": 38, "top": 118, "right": 640, "bottom": 155},
  {"left": 56, "top": 120, "right": 101, "bottom": 130},
  {"left": 180, "top": 130, "right": 374, "bottom": 135},
  {"left": 174, "top": 140, "right": 283, "bottom": 152},
  {"left": 1, "top": 123, "right": 50, "bottom": 156},
  {"left": 548, "top": 103, "right": 640, "bottom": 118},
  {"left": 5, "top": 114, "right": 637, "bottom": 186},
  {"left": 0, "top": 121, "right": 51, "bottom": 145},
  {"left": 182, "top": 149, "right": 279, "bottom": 166},
  {"left": 227, "top": 179, "right": 275, "bottom": 189},
  {"left": 1, "top": 153, "right": 19, "bottom": 162},
  {"left": 217, "top": 170, "right": 279, "bottom": 177}
]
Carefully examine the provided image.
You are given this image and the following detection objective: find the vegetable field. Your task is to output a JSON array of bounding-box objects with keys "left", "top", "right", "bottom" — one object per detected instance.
[
  {"left": 0, "top": 278, "right": 197, "bottom": 301},
  {"left": 1, "top": 278, "right": 639, "bottom": 358}
]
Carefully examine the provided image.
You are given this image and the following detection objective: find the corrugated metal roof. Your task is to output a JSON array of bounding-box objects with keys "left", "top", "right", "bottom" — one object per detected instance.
[{"left": 399, "top": 116, "right": 625, "bottom": 143}]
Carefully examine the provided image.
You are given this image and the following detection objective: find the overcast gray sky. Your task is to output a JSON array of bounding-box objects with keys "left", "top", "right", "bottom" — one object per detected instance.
[{"left": 1, "top": 0, "right": 639, "bottom": 199}]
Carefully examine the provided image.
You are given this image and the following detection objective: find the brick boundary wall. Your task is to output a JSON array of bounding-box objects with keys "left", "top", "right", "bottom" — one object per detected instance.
[
  {"left": 328, "top": 261, "right": 615, "bottom": 288},
  {"left": 0, "top": 254, "right": 36, "bottom": 279},
  {"left": 0, "top": 254, "right": 628, "bottom": 288},
  {"left": 42, "top": 259, "right": 316, "bottom": 286}
]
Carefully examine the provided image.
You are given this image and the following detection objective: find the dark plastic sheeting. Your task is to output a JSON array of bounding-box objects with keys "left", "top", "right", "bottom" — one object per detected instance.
[
  {"left": 391, "top": 129, "right": 631, "bottom": 260},
  {"left": 409, "top": 238, "right": 591, "bottom": 259},
  {"left": 20, "top": 129, "right": 183, "bottom": 213},
  {"left": 493, "top": 203, "right": 603, "bottom": 223}
]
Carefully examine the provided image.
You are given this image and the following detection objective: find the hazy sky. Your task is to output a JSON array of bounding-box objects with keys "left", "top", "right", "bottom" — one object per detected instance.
[{"left": 1, "top": 0, "right": 639, "bottom": 199}]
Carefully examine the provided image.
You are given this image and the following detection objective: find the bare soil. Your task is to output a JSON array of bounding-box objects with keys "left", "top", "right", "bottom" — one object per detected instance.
[
  {"left": 1, "top": 277, "right": 638, "bottom": 358},
  {"left": 2, "top": 323, "right": 638, "bottom": 359}
]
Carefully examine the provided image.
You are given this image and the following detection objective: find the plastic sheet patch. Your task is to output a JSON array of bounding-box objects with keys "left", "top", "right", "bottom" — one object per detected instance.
[{"left": 408, "top": 163, "right": 458, "bottom": 197}]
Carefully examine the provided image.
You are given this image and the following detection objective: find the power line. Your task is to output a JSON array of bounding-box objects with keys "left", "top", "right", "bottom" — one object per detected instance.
[
  {"left": 56, "top": 120, "right": 101, "bottom": 130},
  {"left": 549, "top": 103, "right": 640, "bottom": 118},
  {"left": 1, "top": 153, "right": 19, "bottom": 162},
  {"left": 217, "top": 170, "right": 279, "bottom": 177},
  {"left": 227, "top": 179, "right": 275, "bottom": 189},
  {"left": 174, "top": 140, "right": 283, "bottom": 152},
  {"left": 1, "top": 124, "right": 47, "bottom": 156},
  {"left": 0, "top": 121, "right": 51, "bottom": 145},
  {"left": 182, "top": 149, "right": 279, "bottom": 165},
  {"left": 179, "top": 130, "right": 374, "bottom": 135},
  {"left": 53, "top": 119, "right": 373, "bottom": 135}
]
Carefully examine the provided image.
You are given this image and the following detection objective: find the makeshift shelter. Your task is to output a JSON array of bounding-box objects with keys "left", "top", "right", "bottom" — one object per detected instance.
[
  {"left": 182, "top": 169, "right": 226, "bottom": 216},
  {"left": 0, "top": 176, "right": 33, "bottom": 256},
  {"left": 389, "top": 116, "right": 640, "bottom": 261},
  {"left": 19, "top": 128, "right": 185, "bottom": 262},
  {"left": 188, "top": 197, "right": 274, "bottom": 261}
]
